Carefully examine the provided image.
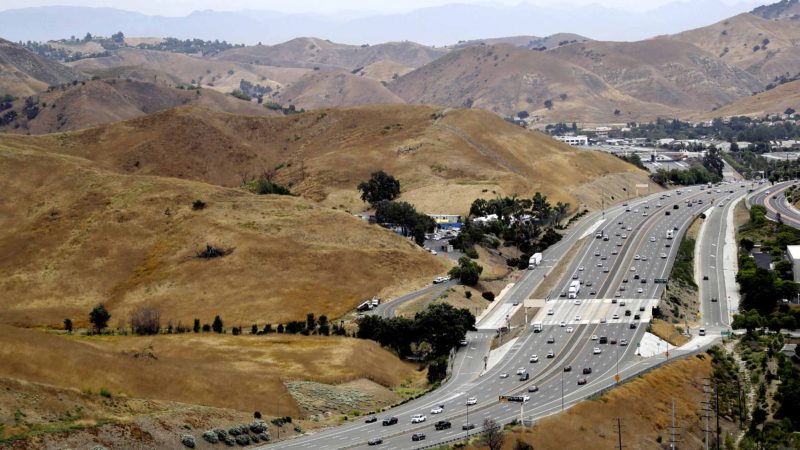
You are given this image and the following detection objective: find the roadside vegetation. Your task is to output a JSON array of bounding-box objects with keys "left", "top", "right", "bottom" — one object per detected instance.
[{"left": 358, "top": 171, "right": 436, "bottom": 246}]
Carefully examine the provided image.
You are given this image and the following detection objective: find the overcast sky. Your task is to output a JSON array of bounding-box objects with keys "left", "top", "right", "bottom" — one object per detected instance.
[{"left": 0, "top": 0, "right": 765, "bottom": 16}]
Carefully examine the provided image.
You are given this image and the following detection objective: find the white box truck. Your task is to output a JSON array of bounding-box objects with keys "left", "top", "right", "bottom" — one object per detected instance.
[
  {"left": 528, "top": 253, "right": 543, "bottom": 269},
  {"left": 568, "top": 279, "right": 581, "bottom": 299},
  {"left": 666, "top": 229, "right": 674, "bottom": 239},
  {"left": 533, "top": 322, "right": 543, "bottom": 333}
]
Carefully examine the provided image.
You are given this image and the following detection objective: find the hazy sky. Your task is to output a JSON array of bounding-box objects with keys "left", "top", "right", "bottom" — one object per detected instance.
[{"left": 0, "top": 0, "right": 764, "bottom": 16}]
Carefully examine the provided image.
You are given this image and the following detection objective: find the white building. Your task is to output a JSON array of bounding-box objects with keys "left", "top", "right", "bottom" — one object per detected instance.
[
  {"left": 787, "top": 245, "right": 800, "bottom": 283},
  {"left": 554, "top": 135, "right": 588, "bottom": 146}
]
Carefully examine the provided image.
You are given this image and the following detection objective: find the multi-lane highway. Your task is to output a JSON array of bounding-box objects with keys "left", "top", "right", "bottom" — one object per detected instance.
[
  {"left": 262, "top": 183, "right": 750, "bottom": 450},
  {"left": 749, "top": 180, "right": 800, "bottom": 229}
]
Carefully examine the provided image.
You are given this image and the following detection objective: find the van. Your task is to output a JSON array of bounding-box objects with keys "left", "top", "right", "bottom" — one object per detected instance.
[
  {"left": 599, "top": 336, "right": 608, "bottom": 344},
  {"left": 699, "top": 328, "right": 706, "bottom": 336}
]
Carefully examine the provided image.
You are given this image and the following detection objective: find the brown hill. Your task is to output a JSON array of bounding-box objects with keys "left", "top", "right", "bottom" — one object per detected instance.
[
  {"left": 751, "top": 0, "right": 800, "bottom": 19},
  {"left": 353, "top": 59, "right": 414, "bottom": 83},
  {"left": 0, "top": 142, "right": 447, "bottom": 327},
  {"left": 0, "top": 78, "right": 275, "bottom": 134},
  {"left": 0, "top": 104, "right": 653, "bottom": 216},
  {"left": 667, "top": 13, "right": 800, "bottom": 83},
  {"left": 389, "top": 43, "right": 680, "bottom": 123},
  {"left": 695, "top": 79, "right": 800, "bottom": 119},
  {"left": 546, "top": 39, "right": 762, "bottom": 115},
  {"left": 0, "top": 38, "right": 85, "bottom": 97},
  {"left": 277, "top": 69, "right": 404, "bottom": 109},
  {"left": 214, "top": 37, "right": 448, "bottom": 71},
  {"left": 452, "top": 33, "right": 591, "bottom": 50},
  {"left": 70, "top": 47, "right": 309, "bottom": 94}
]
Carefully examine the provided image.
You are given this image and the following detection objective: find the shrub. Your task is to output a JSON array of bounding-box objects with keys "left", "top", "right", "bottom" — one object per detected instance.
[
  {"left": 196, "top": 244, "right": 231, "bottom": 259},
  {"left": 250, "top": 420, "right": 268, "bottom": 433},
  {"left": 235, "top": 434, "right": 250, "bottom": 445},
  {"left": 465, "top": 247, "right": 479, "bottom": 259},
  {"left": 89, "top": 304, "right": 111, "bottom": 332},
  {"left": 258, "top": 432, "right": 271, "bottom": 442},
  {"left": 202, "top": 430, "right": 219, "bottom": 443},
  {"left": 228, "top": 424, "right": 246, "bottom": 436},
  {"left": 180, "top": 434, "right": 196, "bottom": 448},
  {"left": 99, "top": 388, "right": 112, "bottom": 398},
  {"left": 465, "top": 290, "right": 472, "bottom": 299},
  {"left": 212, "top": 315, "right": 224, "bottom": 333},
  {"left": 192, "top": 199, "right": 206, "bottom": 210},
  {"left": 482, "top": 291, "right": 496, "bottom": 301},
  {"left": 223, "top": 435, "right": 236, "bottom": 446},
  {"left": 129, "top": 305, "right": 161, "bottom": 335}
]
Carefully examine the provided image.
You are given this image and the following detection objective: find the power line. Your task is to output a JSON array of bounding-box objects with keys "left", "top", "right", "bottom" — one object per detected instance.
[{"left": 613, "top": 417, "right": 625, "bottom": 450}]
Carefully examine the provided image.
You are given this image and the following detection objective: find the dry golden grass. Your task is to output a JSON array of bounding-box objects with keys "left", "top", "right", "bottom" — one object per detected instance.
[
  {"left": 470, "top": 355, "right": 714, "bottom": 450},
  {"left": 650, "top": 319, "right": 690, "bottom": 346},
  {"left": 0, "top": 145, "right": 447, "bottom": 327},
  {"left": 695, "top": 80, "right": 800, "bottom": 119},
  {"left": 276, "top": 69, "right": 404, "bottom": 110},
  {"left": 0, "top": 325, "right": 414, "bottom": 418}
]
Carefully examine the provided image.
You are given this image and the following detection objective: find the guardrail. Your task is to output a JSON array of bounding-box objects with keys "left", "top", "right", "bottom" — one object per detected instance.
[{"left": 412, "top": 424, "right": 500, "bottom": 450}]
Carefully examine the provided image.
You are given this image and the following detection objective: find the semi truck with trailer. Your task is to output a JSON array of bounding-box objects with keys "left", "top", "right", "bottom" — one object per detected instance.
[{"left": 568, "top": 279, "right": 581, "bottom": 299}]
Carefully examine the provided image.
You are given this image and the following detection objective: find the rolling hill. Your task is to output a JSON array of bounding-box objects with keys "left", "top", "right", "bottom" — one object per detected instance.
[
  {"left": 694, "top": 79, "right": 800, "bottom": 119},
  {"left": 0, "top": 78, "right": 276, "bottom": 134},
  {"left": 0, "top": 141, "right": 447, "bottom": 328},
  {"left": 0, "top": 38, "right": 85, "bottom": 97},
  {"left": 0, "top": 104, "right": 654, "bottom": 217},
  {"left": 276, "top": 69, "right": 404, "bottom": 109},
  {"left": 667, "top": 12, "right": 800, "bottom": 84}
]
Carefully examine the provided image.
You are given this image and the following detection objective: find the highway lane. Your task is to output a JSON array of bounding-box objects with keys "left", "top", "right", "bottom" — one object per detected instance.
[
  {"left": 749, "top": 180, "right": 800, "bottom": 228},
  {"left": 261, "top": 184, "right": 737, "bottom": 450}
]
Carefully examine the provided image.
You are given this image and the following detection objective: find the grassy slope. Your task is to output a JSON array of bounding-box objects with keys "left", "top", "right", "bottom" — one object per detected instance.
[
  {"left": 694, "top": 79, "right": 800, "bottom": 119},
  {"left": 0, "top": 144, "right": 447, "bottom": 327}
]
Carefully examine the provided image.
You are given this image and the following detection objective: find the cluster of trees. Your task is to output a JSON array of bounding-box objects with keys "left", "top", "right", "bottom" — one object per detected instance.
[
  {"left": 244, "top": 174, "right": 292, "bottom": 196},
  {"left": 617, "top": 116, "right": 800, "bottom": 145},
  {"left": 449, "top": 256, "right": 483, "bottom": 285},
  {"left": 356, "top": 303, "right": 475, "bottom": 361},
  {"left": 137, "top": 37, "right": 245, "bottom": 56},
  {"left": 358, "top": 171, "right": 434, "bottom": 246},
  {"left": 650, "top": 162, "right": 721, "bottom": 186},
  {"left": 238, "top": 79, "right": 273, "bottom": 101},
  {"left": 616, "top": 153, "right": 646, "bottom": 170},
  {"left": 725, "top": 150, "right": 800, "bottom": 181}
]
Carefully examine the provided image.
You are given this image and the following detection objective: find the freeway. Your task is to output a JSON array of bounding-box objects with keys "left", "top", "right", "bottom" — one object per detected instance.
[
  {"left": 749, "top": 180, "right": 800, "bottom": 229},
  {"left": 261, "top": 184, "right": 749, "bottom": 450}
]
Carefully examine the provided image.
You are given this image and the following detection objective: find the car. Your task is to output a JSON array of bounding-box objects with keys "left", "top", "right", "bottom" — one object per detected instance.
[
  {"left": 513, "top": 300, "right": 519, "bottom": 306},
  {"left": 575, "top": 315, "right": 582, "bottom": 321},
  {"left": 630, "top": 267, "right": 636, "bottom": 272},
  {"left": 610, "top": 338, "right": 618, "bottom": 344},
  {"left": 604, "top": 267, "right": 610, "bottom": 273},
  {"left": 615, "top": 291, "right": 622, "bottom": 298},
  {"left": 600, "top": 317, "right": 607, "bottom": 323},
  {"left": 650, "top": 236, "right": 656, "bottom": 242},
  {"left": 615, "top": 232, "right": 621, "bottom": 237},
  {"left": 460, "top": 338, "right": 468, "bottom": 346},
  {"left": 528, "top": 385, "right": 539, "bottom": 393},
  {"left": 560, "top": 291, "right": 567, "bottom": 297},
  {"left": 519, "top": 372, "right": 530, "bottom": 381},
  {"left": 574, "top": 299, "right": 582, "bottom": 305},
  {"left": 566, "top": 326, "right": 574, "bottom": 333},
  {"left": 622, "top": 278, "right": 628, "bottom": 283},
  {"left": 673, "top": 204, "right": 679, "bottom": 210},
  {"left": 559, "top": 321, "right": 566, "bottom": 327},
  {"left": 548, "top": 310, "right": 555, "bottom": 316},
  {"left": 564, "top": 365, "right": 572, "bottom": 372},
  {"left": 674, "top": 226, "right": 679, "bottom": 231},
  {"left": 620, "top": 300, "right": 626, "bottom": 306},
  {"left": 619, "top": 286, "right": 626, "bottom": 292},
  {"left": 599, "top": 336, "right": 608, "bottom": 344},
  {"left": 597, "top": 262, "right": 603, "bottom": 267},
  {"left": 665, "top": 211, "right": 671, "bottom": 216},
  {"left": 593, "top": 347, "right": 602, "bottom": 354},
  {"left": 627, "top": 226, "right": 632, "bottom": 231},
  {"left": 622, "top": 234, "right": 628, "bottom": 239},
  {"left": 431, "top": 406, "right": 444, "bottom": 414},
  {"left": 634, "top": 274, "right": 640, "bottom": 280},
  {"left": 530, "top": 355, "right": 539, "bottom": 363},
  {"left": 617, "top": 241, "right": 623, "bottom": 247},
  {"left": 433, "top": 276, "right": 447, "bottom": 284},
  {"left": 547, "top": 336, "right": 555, "bottom": 343},
  {"left": 577, "top": 378, "right": 588, "bottom": 385},
  {"left": 368, "top": 437, "right": 383, "bottom": 446},
  {"left": 620, "top": 339, "right": 628, "bottom": 346},
  {"left": 430, "top": 250, "right": 438, "bottom": 255},
  {"left": 591, "top": 334, "right": 598, "bottom": 340},
  {"left": 412, "top": 433, "right": 426, "bottom": 442},
  {"left": 601, "top": 256, "right": 607, "bottom": 260},
  {"left": 660, "top": 253, "right": 667, "bottom": 259},
  {"left": 462, "top": 423, "right": 476, "bottom": 431},
  {"left": 516, "top": 367, "right": 527, "bottom": 375},
  {"left": 583, "top": 367, "right": 593, "bottom": 374},
  {"left": 383, "top": 417, "right": 398, "bottom": 426},
  {"left": 643, "top": 212, "right": 648, "bottom": 216},
  {"left": 365, "top": 415, "right": 378, "bottom": 423},
  {"left": 666, "top": 243, "right": 672, "bottom": 247},
  {"left": 547, "top": 350, "right": 555, "bottom": 358},
  {"left": 703, "top": 275, "right": 709, "bottom": 280},
  {"left": 578, "top": 266, "right": 585, "bottom": 271},
  {"left": 639, "top": 306, "right": 646, "bottom": 311},
  {"left": 411, "top": 414, "right": 427, "bottom": 423},
  {"left": 435, "top": 421, "right": 452, "bottom": 430},
  {"left": 585, "top": 281, "right": 593, "bottom": 287},
  {"left": 642, "top": 256, "right": 648, "bottom": 261},
  {"left": 572, "top": 273, "right": 579, "bottom": 279},
  {"left": 499, "top": 373, "right": 509, "bottom": 379},
  {"left": 466, "top": 397, "right": 477, "bottom": 405},
  {"left": 612, "top": 249, "right": 619, "bottom": 255},
  {"left": 711, "top": 297, "right": 718, "bottom": 302},
  {"left": 625, "top": 309, "right": 631, "bottom": 316},
  {"left": 634, "top": 314, "right": 641, "bottom": 320},
  {"left": 630, "top": 323, "right": 637, "bottom": 329},
  {"left": 595, "top": 251, "right": 601, "bottom": 256},
  {"left": 634, "top": 254, "right": 640, "bottom": 260},
  {"left": 589, "top": 289, "right": 597, "bottom": 295},
  {"left": 637, "top": 288, "right": 644, "bottom": 293}
]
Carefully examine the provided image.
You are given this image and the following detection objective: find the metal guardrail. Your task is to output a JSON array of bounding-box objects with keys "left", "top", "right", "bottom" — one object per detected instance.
[{"left": 411, "top": 424, "right": 500, "bottom": 450}]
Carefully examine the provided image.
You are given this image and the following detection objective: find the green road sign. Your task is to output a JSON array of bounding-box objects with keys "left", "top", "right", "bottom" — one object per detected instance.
[
  {"left": 721, "top": 331, "right": 731, "bottom": 336},
  {"left": 654, "top": 278, "right": 668, "bottom": 284}
]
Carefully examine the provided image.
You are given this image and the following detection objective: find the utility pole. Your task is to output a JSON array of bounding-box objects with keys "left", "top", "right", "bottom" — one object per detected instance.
[
  {"left": 702, "top": 384, "right": 711, "bottom": 450},
  {"left": 613, "top": 417, "right": 624, "bottom": 450}
]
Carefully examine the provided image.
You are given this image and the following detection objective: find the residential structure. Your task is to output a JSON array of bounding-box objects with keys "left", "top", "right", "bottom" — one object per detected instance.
[
  {"left": 787, "top": 245, "right": 800, "bottom": 283},
  {"left": 554, "top": 135, "right": 588, "bottom": 146}
]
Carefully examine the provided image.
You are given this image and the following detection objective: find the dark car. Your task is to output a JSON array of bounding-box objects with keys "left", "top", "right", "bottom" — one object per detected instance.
[
  {"left": 368, "top": 438, "right": 383, "bottom": 446},
  {"left": 583, "top": 367, "right": 593, "bottom": 374},
  {"left": 382, "top": 417, "right": 398, "bottom": 426},
  {"left": 564, "top": 365, "right": 572, "bottom": 372},
  {"left": 577, "top": 378, "right": 588, "bottom": 385},
  {"left": 610, "top": 338, "right": 618, "bottom": 345},
  {"left": 711, "top": 297, "right": 718, "bottom": 302},
  {"left": 412, "top": 433, "right": 426, "bottom": 442},
  {"left": 641, "top": 278, "right": 647, "bottom": 284},
  {"left": 665, "top": 211, "right": 671, "bottom": 216},
  {"left": 703, "top": 275, "right": 709, "bottom": 280},
  {"left": 666, "top": 243, "right": 672, "bottom": 247},
  {"left": 599, "top": 336, "right": 608, "bottom": 344},
  {"left": 673, "top": 205, "right": 679, "bottom": 209},
  {"left": 630, "top": 323, "right": 637, "bottom": 329},
  {"left": 365, "top": 415, "right": 377, "bottom": 423},
  {"left": 634, "top": 274, "right": 640, "bottom": 280},
  {"left": 634, "top": 314, "right": 640, "bottom": 320},
  {"left": 639, "top": 306, "right": 645, "bottom": 311},
  {"left": 625, "top": 309, "right": 632, "bottom": 316},
  {"left": 435, "top": 421, "right": 452, "bottom": 431},
  {"left": 462, "top": 423, "right": 476, "bottom": 431}
]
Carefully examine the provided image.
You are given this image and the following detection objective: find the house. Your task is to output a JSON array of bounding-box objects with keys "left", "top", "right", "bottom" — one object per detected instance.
[
  {"left": 554, "top": 135, "right": 588, "bottom": 146},
  {"left": 751, "top": 248, "right": 773, "bottom": 271},
  {"left": 787, "top": 245, "right": 800, "bottom": 283},
  {"left": 428, "top": 214, "right": 462, "bottom": 229},
  {"left": 472, "top": 214, "right": 499, "bottom": 224},
  {"left": 780, "top": 344, "right": 797, "bottom": 357}
]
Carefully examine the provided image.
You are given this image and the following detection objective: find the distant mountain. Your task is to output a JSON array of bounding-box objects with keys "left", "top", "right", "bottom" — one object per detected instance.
[
  {"left": 451, "top": 34, "right": 591, "bottom": 50},
  {"left": 0, "top": 38, "right": 84, "bottom": 96},
  {"left": 0, "top": 2, "right": 761, "bottom": 45},
  {"left": 667, "top": 12, "right": 800, "bottom": 83},
  {"left": 751, "top": 0, "right": 800, "bottom": 19}
]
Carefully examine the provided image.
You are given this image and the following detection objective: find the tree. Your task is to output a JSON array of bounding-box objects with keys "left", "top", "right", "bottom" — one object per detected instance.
[
  {"left": 89, "top": 304, "right": 110, "bottom": 332},
  {"left": 129, "top": 305, "right": 161, "bottom": 335},
  {"left": 703, "top": 147, "right": 725, "bottom": 178},
  {"left": 63, "top": 318, "right": 73, "bottom": 333},
  {"left": 449, "top": 256, "right": 483, "bottom": 286},
  {"left": 111, "top": 31, "right": 124, "bottom": 43},
  {"left": 251, "top": 324, "right": 258, "bottom": 334},
  {"left": 543, "top": 99, "right": 553, "bottom": 110},
  {"left": 212, "top": 315, "right": 224, "bottom": 333},
  {"left": 318, "top": 315, "right": 330, "bottom": 336},
  {"left": 357, "top": 171, "right": 401, "bottom": 205},
  {"left": 193, "top": 318, "right": 200, "bottom": 333},
  {"left": 306, "top": 313, "right": 316, "bottom": 333},
  {"left": 83, "top": 32, "right": 93, "bottom": 42},
  {"left": 482, "top": 418, "right": 504, "bottom": 450},
  {"left": 277, "top": 323, "right": 284, "bottom": 333},
  {"left": 785, "top": 108, "right": 796, "bottom": 116},
  {"left": 513, "top": 439, "right": 533, "bottom": 450},
  {"left": 427, "top": 355, "right": 448, "bottom": 383},
  {"left": 414, "top": 303, "right": 476, "bottom": 357}
]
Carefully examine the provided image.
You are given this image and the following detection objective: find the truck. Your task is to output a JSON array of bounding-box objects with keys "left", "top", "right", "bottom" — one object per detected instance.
[
  {"left": 528, "top": 252, "right": 543, "bottom": 269},
  {"left": 665, "top": 229, "right": 674, "bottom": 239},
  {"left": 533, "top": 322, "right": 543, "bottom": 333},
  {"left": 371, "top": 297, "right": 380, "bottom": 307},
  {"left": 568, "top": 279, "right": 581, "bottom": 299}
]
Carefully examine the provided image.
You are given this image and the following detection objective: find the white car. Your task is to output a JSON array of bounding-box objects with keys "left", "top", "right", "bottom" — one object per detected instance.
[
  {"left": 630, "top": 267, "right": 636, "bottom": 272},
  {"left": 431, "top": 406, "right": 443, "bottom": 414},
  {"left": 566, "top": 326, "right": 574, "bottom": 333},
  {"left": 530, "top": 355, "right": 539, "bottom": 363},
  {"left": 637, "top": 288, "right": 644, "bottom": 293},
  {"left": 516, "top": 367, "right": 527, "bottom": 375},
  {"left": 548, "top": 310, "right": 555, "bottom": 316},
  {"left": 411, "top": 414, "right": 427, "bottom": 423},
  {"left": 627, "top": 226, "right": 632, "bottom": 231},
  {"left": 600, "top": 317, "right": 607, "bottom": 323},
  {"left": 650, "top": 237, "right": 656, "bottom": 242},
  {"left": 634, "top": 254, "right": 640, "bottom": 260},
  {"left": 575, "top": 315, "right": 581, "bottom": 321},
  {"left": 466, "top": 397, "right": 477, "bottom": 405},
  {"left": 430, "top": 250, "right": 438, "bottom": 255},
  {"left": 499, "top": 372, "right": 509, "bottom": 378},
  {"left": 578, "top": 266, "right": 585, "bottom": 271},
  {"left": 591, "top": 334, "right": 598, "bottom": 340},
  {"left": 593, "top": 347, "right": 602, "bottom": 355},
  {"left": 574, "top": 299, "right": 582, "bottom": 305},
  {"left": 612, "top": 314, "right": 620, "bottom": 319},
  {"left": 641, "top": 256, "right": 648, "bottom": 261},
  {"left": 559, "top": 321, "right": 566, "bottom": 327}
]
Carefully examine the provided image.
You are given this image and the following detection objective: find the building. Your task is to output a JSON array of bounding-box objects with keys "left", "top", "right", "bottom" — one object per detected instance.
[
  {"left": 554, "top": 135, "right": 588, "bottom": 146},
  {"left": 787, "top": 245, "right": 800, "bottom": 283},
  {"left": 428, "top": 214, "right": 462, "bottom": 229}
]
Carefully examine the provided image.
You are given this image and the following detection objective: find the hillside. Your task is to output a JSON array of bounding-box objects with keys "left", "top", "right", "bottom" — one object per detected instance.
[
  {"left": 0, "top": 143, "right": 447, "bottom": 327},
  {"left": 0, "top": 38, "right": 85, "bottom": 97},
  {"left": 695, "top": 79, "right": 800, "bottom": 119},
  {"left": 0, "top": 78, "right": 275, "bottom": 134},
  {"left": 668, "top": 12, "right": 800, "bottom": 83},
  {"left": 213, "top": 37, "right": 448, "bottom": 71},
  {"left": 0, "top": 104, "right": 653, "bottom": 216},
  {"left": 69, "top": 47, "right": 309, "bottom": 94},
  {"left": 751, "top": 0, "right": 800, "bottom": 19},
  {"left": 353, "top": 59, "right": 414, "bottom": 83},
  {"left": 277, "top": 69, "right": 404, "bottom": 109},
  {"left": 546, "top": 38, "right": 763, "bottom": 115},
  {"left": 452, "top": 33, "right": 591, "bottom": 50}
]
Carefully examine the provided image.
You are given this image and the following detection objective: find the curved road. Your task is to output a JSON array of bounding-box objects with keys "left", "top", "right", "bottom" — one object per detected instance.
[{"left": 749, "top": 180, "right": 800, "bottom": 229}]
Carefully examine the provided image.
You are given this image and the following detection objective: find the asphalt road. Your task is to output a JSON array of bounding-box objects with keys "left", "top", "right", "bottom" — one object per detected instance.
[
  {"left": 749, "top": 180, "right": 800, "bottom": 229},
  {"left": 260, "top": 183, "right": 744, "bottom": 450}
]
